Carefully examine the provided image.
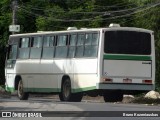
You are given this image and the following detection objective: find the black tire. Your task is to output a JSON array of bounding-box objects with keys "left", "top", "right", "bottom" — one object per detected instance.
[
  {"left": 59, "top": 78, "right": 72, "bottom": 101},
  {"left": 59, "top": 93, "right": 64, "bottom": 101},
  {"left": 103, "top": 91, "right": 123, "bottom": 102},
  {"left": 17, "top": 80, "right": 29, "bottom": 100},
  {"left": 59, "top": 78, "right": 83, "bottom": 102}
]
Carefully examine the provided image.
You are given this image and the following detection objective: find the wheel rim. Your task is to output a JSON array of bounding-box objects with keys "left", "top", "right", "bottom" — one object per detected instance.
[
  {"left": 18, "top": 80, "right": 23, "bottom": 97},
  {"left": 63, "top": 81, "right": 71, "bottom": 98}
]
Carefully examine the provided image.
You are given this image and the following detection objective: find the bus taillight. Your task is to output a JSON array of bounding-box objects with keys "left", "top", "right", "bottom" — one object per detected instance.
[
  {"left": 142, "top": 80, "right": 152, "bottom": 84},
  {"left": 103, "top": 78, "right": 113, "bottom": 83}
]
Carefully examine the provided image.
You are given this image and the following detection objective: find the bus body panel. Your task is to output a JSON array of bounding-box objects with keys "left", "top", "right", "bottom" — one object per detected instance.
[
  {"left": 5, "top": 73, "right": 16, "bottom": 92},
  {"left": 5, "top": 61, "right": 17, "bottom": 92},
  {"left": 103, "top": 60, "right": 152, "bottom": 79},
  {"left": 13, "top": 58, "right": 98, "bottom": 93},
  {"left": 73, "top": 58, "right": 98, "bottom": 92}
]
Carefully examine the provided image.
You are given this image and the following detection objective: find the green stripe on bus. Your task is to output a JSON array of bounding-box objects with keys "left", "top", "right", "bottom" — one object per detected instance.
[
  {"left": 72, "top": 86, "right": 96, "bottom": 93},
  {"left": 5, "top": 86, "right": 15, "bottom": 92},
  {"left": 24, "top": 88, "right": 61, "bottom": 93},
  {"left": 104, "top": 54, "right": 151, "bottom": 61},
  {"left": 5, "top": 86, "right": 96, "bottom": 93},
  {"left": 24, "top": 86, "right": 96, "bottom": 93}
]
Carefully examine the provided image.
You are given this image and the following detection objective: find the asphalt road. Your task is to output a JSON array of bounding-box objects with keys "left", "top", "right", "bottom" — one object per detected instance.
[{"left": 0, "top": 96, "right": 160, "bottom": 120}]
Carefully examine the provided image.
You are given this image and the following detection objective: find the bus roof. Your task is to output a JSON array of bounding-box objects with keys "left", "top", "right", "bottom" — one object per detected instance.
[{"left": 10, "top": 27, "right": 153, "bottom": 37}]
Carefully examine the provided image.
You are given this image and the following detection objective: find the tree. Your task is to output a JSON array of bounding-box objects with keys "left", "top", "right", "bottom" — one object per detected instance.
[{"left": 132, "top": 0, "right": 160, "bottom": 90}]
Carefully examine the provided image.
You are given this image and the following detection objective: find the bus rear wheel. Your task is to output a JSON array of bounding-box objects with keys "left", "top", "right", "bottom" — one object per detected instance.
[
  {"left": 103, "top": 90, "right": 123, "bottom": 102},
  {"left": 59, "top": 79, "right": 72, "bottom": 101},
  {"left": 59, "top": 78, "right": 83, "bottom": 102},
  {"left": 17, "top": 80, "right": 29, "bottom": 100}
]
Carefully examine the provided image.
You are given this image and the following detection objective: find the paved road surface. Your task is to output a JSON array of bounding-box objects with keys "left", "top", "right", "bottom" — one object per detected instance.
[{"left": 0, "top": 96, "right": 160, "bottom": 120}]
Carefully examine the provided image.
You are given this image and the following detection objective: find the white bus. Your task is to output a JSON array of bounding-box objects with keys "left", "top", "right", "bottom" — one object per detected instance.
[{"left": 5, "top": 24, "right": 155, "bottom": 102}]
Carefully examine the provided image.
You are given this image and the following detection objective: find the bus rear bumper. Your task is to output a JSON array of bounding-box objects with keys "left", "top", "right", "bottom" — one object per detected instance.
[{"left": 96, "top": 83, "right": 155, "bottom": 91}]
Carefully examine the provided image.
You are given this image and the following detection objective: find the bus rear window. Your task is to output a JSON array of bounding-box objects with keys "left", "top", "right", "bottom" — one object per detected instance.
[{"left": 104, "top": 31, "right": 151, "bottom": 55}]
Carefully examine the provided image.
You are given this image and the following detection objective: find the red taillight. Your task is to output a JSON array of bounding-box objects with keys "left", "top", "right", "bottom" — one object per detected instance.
[
  {"left": 142, "top": 80, "right": 152, "bottom": 84},
  {"left": 123, "top": 78, "right": 132, "bottom": 83},
  {"left": 103, "top": 78, "right": 113, "bottom": 82}
]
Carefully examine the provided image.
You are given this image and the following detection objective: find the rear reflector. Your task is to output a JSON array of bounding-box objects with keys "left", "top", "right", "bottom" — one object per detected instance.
[
  {"left": 103, "top": 78, "right": 113, "bottom": 82},
  {"left": 142, "top": 80, "right": 152, "bottom": 84},
  {"left": 123, "top": 78, "right": 132, "bottom": 83}
]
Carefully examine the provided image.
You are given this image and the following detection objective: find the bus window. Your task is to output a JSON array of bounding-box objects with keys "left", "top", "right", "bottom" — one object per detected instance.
[
  {"left": 42, "top": 48, "right": 54, "bottom": 59},
  {"left": 18, "top": 38, "right": 30, "bottom": 59},
  {"left": 70, "top": 34, "right": 77, "bottom": 46},
  {"left": 75, "top": 34, "right": 85, "bottom": 57},
  {"left": 30, "top": 36, "right": 42, "bottom": 59},
  {"left": 31, "top": 36, "right": 43, "bottom": 48},
  {"left": 85, "top": 33, "right": 92, "bottom": 45},
  {"left": 75, "top": 46, "right": 83, "bottom": 57},
  {"left": 92, "top": 33, "right": 99, "bottom": 45},
  {"left": 43, "top": 36, "right": 55, "bottom": 47},
  {"left": 84, "top": 33, "right": 99, "bottom": 57},
  {"left": 43, "top": 36, "right": 50, "bottom": 47},
  {"left": 42, "top": 36, "right": 55, "bottom": 59},
  {"left": 104, "top": 31, "right": 151, "bottom": 55},
  {"left": 57, "top": 35, "right": 67, "bottom": 46},
  {"left": 50, "top": 36, "right": 55, "bottom": 47},
  {"left": 20, "top": 38, "right": 29, "bottom": 48},
  {"left": 77, "top": 34, "right": 85, "bottom": 45},
  {"left": 55, "top": 35, "right": 68, "bottom": 58},
  {"left": 84, "top": 45, "right": 98, "bottom": 57},
  {"left": 8, "top": 45, "right": 17, "bottom": 60},
  {"left": 68, "top": 47, "right": 76, "bottom": 58},
  {"left": 68, "top": 34, "right": 77, "bottom": 58}
]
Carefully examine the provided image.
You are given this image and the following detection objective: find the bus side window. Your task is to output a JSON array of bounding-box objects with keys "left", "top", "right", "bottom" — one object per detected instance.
[
  {"left": 68, "top": 34, "right": 77, "bottom": 58},
  {"left": 30, "top": 36, "right": 43, "bottom": 59},
  {"left": 31, "top": 36, "right": 43, "bottom": 48},
  {"left": 18, "top": 38, "right": 30, "bottom": 59},
  {"left": 85, "top": 33, "right": 92, "bottom": 45},
  {"left": 8, "top": 45, "right": 17, "bottom": 60},
  {"left": 55, "top": 35, "right": 68, "bottom": 58},
  {"left": 92, "top": 33, "right": 99, "bottom": 45},
  {"left": 42, "top": 36, "right": 55, "bottom": 59},
  {"left": 75, "top": 33, "right": 85, "bottom": 57},
  {"left": 43, "top": 36, "right": 50, "bottom": 47},
  {"left": 84, "top": 33, "right": 99, "bottom": 57}
]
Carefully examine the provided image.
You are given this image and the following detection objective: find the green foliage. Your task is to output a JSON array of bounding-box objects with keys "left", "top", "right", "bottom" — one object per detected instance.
[
  {"left": 0, "top": 0, "right": 160, "bottom": 89},
  {"left": 132, "top": 0, "right": 160, "bottom": 91}
]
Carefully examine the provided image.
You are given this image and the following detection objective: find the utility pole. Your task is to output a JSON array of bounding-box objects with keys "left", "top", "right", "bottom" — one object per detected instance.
[
  {"left": 12, "top": 0, "right": 18, "bottom": 34},
  {"left": 9, "top": 0, "right": 20, "bottom": 34}
]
